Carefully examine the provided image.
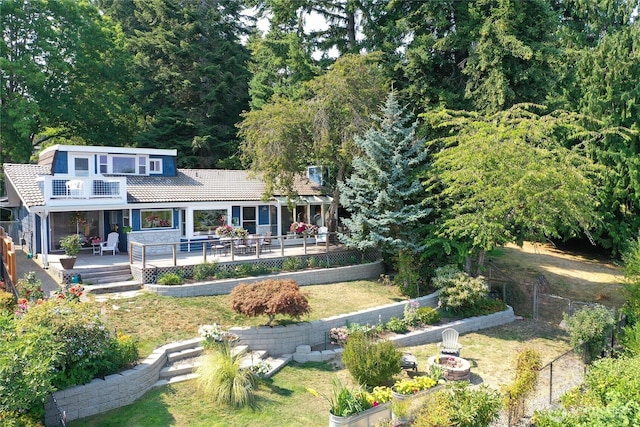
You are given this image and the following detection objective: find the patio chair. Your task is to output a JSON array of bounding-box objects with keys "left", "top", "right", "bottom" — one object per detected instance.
[
  {"left": 100, "top": 232, "right": 119, "bottom": 256},
  {"left": 245, "top": 235, "right": 257, "bottom": 254},
  {"left": 437, "top": 328, "right": 462, "bottom": 357},
  {"left": 208, "top": 235, "right": 227, "bottom": 256},
  {"left": 233, "top": 237, "right": 247, "bottom": 255},
  {"left": 316, "top": 226, "right": 328, "bottom": 246},
  {"left": 260, "top": 231, "right": 272, "bottom": 252}
]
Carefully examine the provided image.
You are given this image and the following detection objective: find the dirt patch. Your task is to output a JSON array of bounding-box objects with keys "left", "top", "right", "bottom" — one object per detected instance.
[{"left": 489, "top": 242, "right": 625, "bottom": 308}]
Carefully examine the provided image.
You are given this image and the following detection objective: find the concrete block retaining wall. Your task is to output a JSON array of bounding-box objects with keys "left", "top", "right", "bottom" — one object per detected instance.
[
  {"left": 44, "top": 338, "right": 201, "bottom": 426},
  {"left": 231, "top": 293, "right": 440, "bottom": 356},
  {"left": 145, "top": 261, "right": 385, "bottom": 297}
]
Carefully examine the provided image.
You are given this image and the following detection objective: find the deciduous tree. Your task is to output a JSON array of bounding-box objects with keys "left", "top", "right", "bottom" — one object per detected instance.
[{"left": 230, "top": 279, "right": 311, "bottom": 326}]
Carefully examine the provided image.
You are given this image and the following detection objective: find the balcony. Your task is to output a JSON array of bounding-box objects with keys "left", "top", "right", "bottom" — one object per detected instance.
[{"left": 37, "top": 176, "right": 127, "bottom": 206}]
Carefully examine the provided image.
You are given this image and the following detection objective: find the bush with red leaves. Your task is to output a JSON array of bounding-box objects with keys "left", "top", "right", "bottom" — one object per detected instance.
[{"left": 230, "top": 279, "right": 311, "bottom": 326}]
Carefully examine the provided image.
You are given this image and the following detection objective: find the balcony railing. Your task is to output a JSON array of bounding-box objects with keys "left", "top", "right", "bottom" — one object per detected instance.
[{"left": 37, "top": 176, "right": 127, "bottom": 204}]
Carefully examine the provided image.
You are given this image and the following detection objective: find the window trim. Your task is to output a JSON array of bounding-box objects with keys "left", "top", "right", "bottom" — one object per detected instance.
[
  {"left": 149, "top": 158, "right": 162, "bottom": 174},
  {"left": 141, "top": 209, "right": 173, "bottom": 229}
]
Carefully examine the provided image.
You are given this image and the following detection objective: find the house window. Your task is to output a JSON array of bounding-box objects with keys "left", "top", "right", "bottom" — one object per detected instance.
[
  {"left": 141, "top": 210, "right": 173, "bottom": 229},
  {"left": 138, "top": 157, "right": 147, "bottom": 175},
  {"left": 149, "top": 159, "right": 162, "bottom": 174},
  {"left": 307, "top": 165, "right": 326, "bottom": 185},
  {"left": 73, "top": 156, "right": 90, "bottom": 176},
  {"left": 194, "top": 209, "right": 227, "bottom": 234},
  {"left": 112, "top": 156, "right": 136, "bottom": 174},
  {"left": 99, "top": 155, "right": 108, "bottom": 174}
]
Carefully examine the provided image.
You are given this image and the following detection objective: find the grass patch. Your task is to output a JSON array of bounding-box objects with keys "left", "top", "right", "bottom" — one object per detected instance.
[
  {"left": 69, "top": 320, "right": 572, "bottom": 427},
  {"left": 96, "top": 280, "right": 405, "bottom": 356},
  {"left": 69, "top": 362, "right": 351, "bottom": 427}
]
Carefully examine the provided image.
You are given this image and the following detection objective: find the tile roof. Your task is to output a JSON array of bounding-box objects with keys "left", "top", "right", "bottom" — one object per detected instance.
[{"left": 3, "top": 164, "right": 326, "bottom": 208}]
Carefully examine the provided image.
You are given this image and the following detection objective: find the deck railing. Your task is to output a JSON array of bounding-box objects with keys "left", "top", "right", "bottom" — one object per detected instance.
[
  {"left": 37, "top": 175, "right": 127, "bottom": 205},
  {"left": 129, "top": 232, "right": 333, "bottom": 268}
]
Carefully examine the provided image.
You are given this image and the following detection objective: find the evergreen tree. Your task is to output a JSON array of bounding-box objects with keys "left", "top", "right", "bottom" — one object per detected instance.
[
  {"left": 102, "top": 0, "right": 251, "bottom": 168},
  {"left": 339, "top": 92, "right": 429, "bottom": 255}
]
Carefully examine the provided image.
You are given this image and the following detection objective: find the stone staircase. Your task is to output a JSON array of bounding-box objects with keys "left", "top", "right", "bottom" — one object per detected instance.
[{"left": 153, "top": 338, "right": 293, "bottom": 388}]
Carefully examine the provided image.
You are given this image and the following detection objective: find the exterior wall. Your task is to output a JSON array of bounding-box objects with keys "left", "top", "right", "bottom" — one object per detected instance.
[
  {"left": 144, "top": 261, "right": 385, "bottom": 296},
  {"left": 43, "top": 306, "right": 515, "bottom": 425},
  {"left": 127, "top": 229, "right": 181, "bottom": 255}
]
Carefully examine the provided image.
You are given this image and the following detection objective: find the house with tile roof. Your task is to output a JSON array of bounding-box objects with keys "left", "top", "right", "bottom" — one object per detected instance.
[{"left": 2, "top": 145, "right": 331, "bottom": 268}]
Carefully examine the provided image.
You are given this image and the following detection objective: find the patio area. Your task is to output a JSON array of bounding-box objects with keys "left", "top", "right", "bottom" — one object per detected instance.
[{"left": 47, "top": 237, "right": 339, "bottom": 270}]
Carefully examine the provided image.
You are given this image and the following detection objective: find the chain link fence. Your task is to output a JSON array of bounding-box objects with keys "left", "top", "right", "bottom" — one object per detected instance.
[{"left": 484, "top": 260, "right": 625, "bottom": 426}]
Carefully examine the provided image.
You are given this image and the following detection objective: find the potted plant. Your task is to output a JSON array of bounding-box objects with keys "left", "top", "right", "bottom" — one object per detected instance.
[{"left": 60, "top": 234, "right": 81, "bottom": 269}]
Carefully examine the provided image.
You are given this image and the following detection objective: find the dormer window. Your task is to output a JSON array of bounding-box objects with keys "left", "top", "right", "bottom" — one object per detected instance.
[
  {"left": 112, "top": 156, "right": 136, "bottom": 174},
  {"left": 307, "top": 166, "right": 326, "bottom": 185},
  {"left": 149, "top": 158, "right": 162, "bottom": 174},
  {"left": 73, "top": 156, "right": 90, "bottom": 176}
]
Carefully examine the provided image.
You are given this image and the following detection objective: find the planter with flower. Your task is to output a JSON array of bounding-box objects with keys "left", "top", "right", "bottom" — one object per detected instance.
[
  {"left": 59, "top": 234, "right": 82, "bottom": 269},
  {"left": 215, "top": 225, "right": 234, "bottom": 237},
  {"left": 391, "top": 376, "right": 440, "bottom": 401},
  {"left": 290, "top": 222, "right": 318, "bottom": 237},
  {"left": 308, "top": 380, "right": 392, "bottom": 427}
]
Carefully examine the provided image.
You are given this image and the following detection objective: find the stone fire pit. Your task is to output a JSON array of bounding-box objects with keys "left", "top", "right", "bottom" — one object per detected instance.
[{"left": 427, "top": 355, "right": 471, "bottom": 381}]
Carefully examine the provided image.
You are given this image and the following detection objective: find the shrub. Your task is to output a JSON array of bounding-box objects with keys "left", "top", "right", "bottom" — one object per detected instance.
[
  {"left": 194, "top": 261, "right": 218, "bottom": 281},
  {"left": 0, "top": 313, "right": 61, "bottom": 417},
  {"left": 16, "top": 272, "right": 45, "bottom": 302},
  {"left": 621, "top": 322, "right": 640, "bottom": 355},
  {"left": 230, "top": 279, "right": 311, "bottom": 326},
  {"left": 342, "top": 331, "right": 401, "bottom": 387},
  {"left": 533, "top": 356, "right": 640, "bottom": 426},
  {"left": 413, "top": 382, "right": 501, "bottom": 427},
  {"left": 432, "top": 266, "right": 488, "bottom": 314},
  {"left": 196, "top": 341, "right": 257, "bottom": 408},
  {"left": 385, "top": 316, "right": 409, "bottom": 334},
  {"left": 0, "top": 290, "right": 14, "bottom": 312},
  {"left": 157, "top": 272, "right": 184, "bottom": 286},
  {"left": 282, "top": 256, "right": 304, "bottom": 271},
  {"left": 563, "top": 304, "right": 615, "bottom": 363},
  {"left": 16, "top": 298, "right": 136, "bottom": 389},
  {"left": 417, "top": 306, "right": 440, "bottom": 325},
  {"left": 503, "top": 349, "right": 541, "bottom": 423},
  {"left": 403, "top": 300, "right": 421, "bottom": 327}
]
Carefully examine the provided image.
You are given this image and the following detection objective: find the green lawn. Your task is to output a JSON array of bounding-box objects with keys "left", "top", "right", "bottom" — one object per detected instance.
[
  {"left": 97, "top": 280, "right": 406, "bottom": 356},
  {"left": 69, "top": 320, "right": 572, "bottom": 427}
]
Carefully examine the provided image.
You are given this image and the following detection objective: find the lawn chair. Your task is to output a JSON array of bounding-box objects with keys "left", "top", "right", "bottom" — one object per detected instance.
[
  {"left": 316, "top": 226, "right": 328, "bottom": 246},
  {"left": 437, "top": 328, "right": 462, "bottom": 357},
  {"left": 100, "top": 232, "right": 119, "bottom": 256}
]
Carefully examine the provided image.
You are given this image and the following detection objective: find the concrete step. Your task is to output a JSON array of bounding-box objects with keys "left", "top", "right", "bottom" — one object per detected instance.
[
  {"left": 167, "top": 345, "right": 204, "bottom": 363},
  {"left": 239, "top": 350, "right": 268, "bottom": 370},
  {"left": 84, "top": 281, "right": 142, "bottom": 294},
  {"left": 263, "top": 354, "right": 292, "bottom": 378},
  {"left": 160, "top": 360, "right": 202, "bottom": 378}
]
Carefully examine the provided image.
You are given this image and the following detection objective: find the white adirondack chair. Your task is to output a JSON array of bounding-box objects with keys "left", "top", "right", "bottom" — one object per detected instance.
[
  {"left": 100, "top": 232, "right": 119, "bottom": 255},
  {"left": 437, "top": 328, "right": 462, "bottom": 356}
]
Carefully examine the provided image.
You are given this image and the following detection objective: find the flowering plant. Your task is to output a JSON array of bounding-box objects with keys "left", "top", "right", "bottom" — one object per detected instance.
[
  {"left": 329, "top": 327, "right": 349, "bottom": 346},
  {"left": 89, "top": 236, "right": 101, "bottom": 244},
  {"left": 392, "top": 376, "right": 437, "bottom": 395},
  {"left": 54, "top": 285, "right": 84, "bottom": 302},
  {"left": 215, "top": 225, "right": 234, "bottom": 237},
  {"left": 198, "top": 323, "right": 238, "bottom": 349},
  {"left": 290, "top": 222, "right": 318, "bottom": 236},
  {"left": 233, "top": 227, "right": 248, "bottom": 238}
]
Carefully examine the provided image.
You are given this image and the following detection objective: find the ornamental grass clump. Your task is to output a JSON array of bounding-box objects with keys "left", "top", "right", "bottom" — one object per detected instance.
[
  {"left": 196, "top": 341, "right": 257, "bottom": 408},
  {"left": 307, "top": 378, "right": 377, "bottom": 418}
]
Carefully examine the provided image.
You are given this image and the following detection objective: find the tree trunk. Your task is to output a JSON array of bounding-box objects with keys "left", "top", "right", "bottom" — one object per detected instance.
[{"left": 475, "top": 249, "right": 486, "bottom": 277}]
